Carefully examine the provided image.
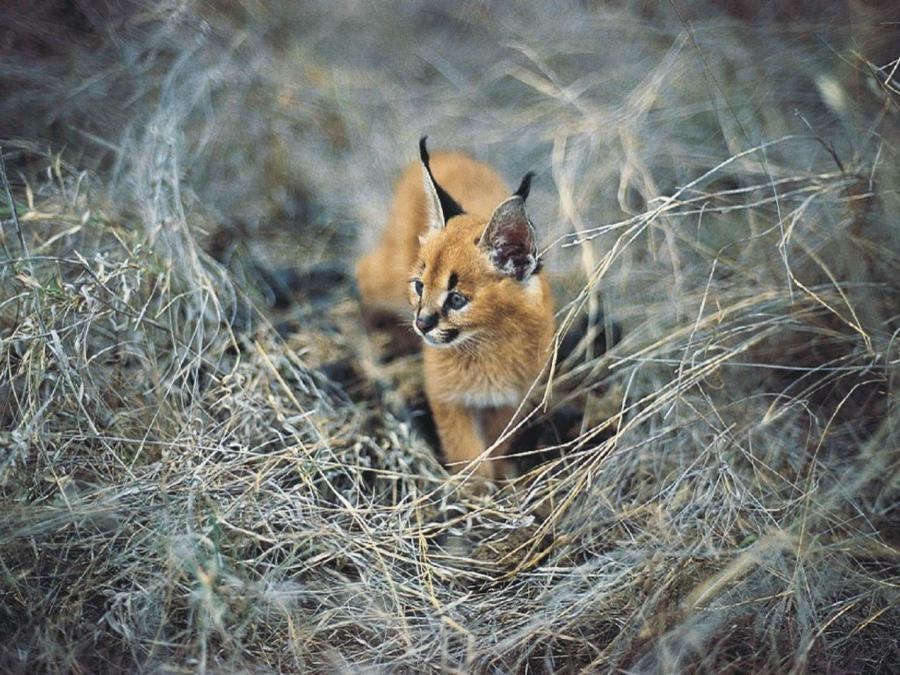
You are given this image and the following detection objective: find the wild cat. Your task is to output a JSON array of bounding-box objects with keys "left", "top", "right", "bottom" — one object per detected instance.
[{"left": 356, "top": 138, "right": 555, "bottom": 480}]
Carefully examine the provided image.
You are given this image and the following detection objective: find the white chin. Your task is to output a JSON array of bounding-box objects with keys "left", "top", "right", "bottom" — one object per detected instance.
[{"left": 421, "top": 333, "right": 455, "bottom": 348}]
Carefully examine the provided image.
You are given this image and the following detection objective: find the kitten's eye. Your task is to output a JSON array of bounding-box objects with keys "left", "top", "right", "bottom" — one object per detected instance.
[
  {"left": 412, "top": 279, "right": 423, "bottom": 296},
  {"left": 446, "top": 291, "right": 467, "bottom": 310}
]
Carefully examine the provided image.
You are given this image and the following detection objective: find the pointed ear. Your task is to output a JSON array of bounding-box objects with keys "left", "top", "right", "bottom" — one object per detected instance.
[
  {"left": 419, "top": 136, "right": 464, "bottom": 231},
  {"left": 478, "top": 196, "right": 539, "bottom": 281}
]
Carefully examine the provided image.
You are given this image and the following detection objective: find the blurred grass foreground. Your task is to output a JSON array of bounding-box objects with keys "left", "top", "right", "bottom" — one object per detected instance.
[{"left": 1, "top": 1, "right": 898, "bottom": 671}]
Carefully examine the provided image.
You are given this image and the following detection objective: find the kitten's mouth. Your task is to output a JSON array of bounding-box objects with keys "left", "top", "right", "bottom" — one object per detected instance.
[{"left": 419, "top": 328, "right": 460, "bottom": 347}]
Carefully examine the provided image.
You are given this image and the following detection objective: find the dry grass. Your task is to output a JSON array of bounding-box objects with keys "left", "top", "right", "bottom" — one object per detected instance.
[{"left": 1, "top": 1, "right": 898, "bottom": 672}]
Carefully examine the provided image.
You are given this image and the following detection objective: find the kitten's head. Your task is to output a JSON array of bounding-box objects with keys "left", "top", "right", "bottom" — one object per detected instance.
[{"left": 409, "top": 138, "right": 541, "bottom": 349}]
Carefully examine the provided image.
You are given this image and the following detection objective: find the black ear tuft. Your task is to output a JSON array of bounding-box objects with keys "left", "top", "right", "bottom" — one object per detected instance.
[
  {"left": 514, "top": 171, "right": 535, "bottom": 201},
  {"left": 419, "top": 136, "right": 464, "bottom": 221}
]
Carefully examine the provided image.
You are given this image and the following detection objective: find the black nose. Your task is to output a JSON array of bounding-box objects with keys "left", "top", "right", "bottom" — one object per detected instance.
[{"left": 415, "top": 313, "right": 438, "bottom": 333}]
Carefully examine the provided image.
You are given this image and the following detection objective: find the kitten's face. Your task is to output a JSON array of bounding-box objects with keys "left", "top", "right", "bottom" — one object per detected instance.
[
  {"left": 409, "top": 215, "right": 496, "bottom": 349},
  {"left": 410, "top": 142, "right": 540, "bottom": 350}
]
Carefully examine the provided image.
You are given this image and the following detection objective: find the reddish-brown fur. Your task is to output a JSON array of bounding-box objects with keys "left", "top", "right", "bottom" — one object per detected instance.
[{"left": 356, "top": 146, "right": 555, "bottom": 480}]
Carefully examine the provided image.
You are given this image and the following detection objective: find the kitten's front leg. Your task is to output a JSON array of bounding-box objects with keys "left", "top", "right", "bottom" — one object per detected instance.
[
  {"left": 430, "top": 401, "right": 517, "bottom": 480},
  {"left": 478, "top": 406, "right": 519, "bottom": 479},
  {"left": 429, "top": 401, "right": 494, "bottom": 480}
]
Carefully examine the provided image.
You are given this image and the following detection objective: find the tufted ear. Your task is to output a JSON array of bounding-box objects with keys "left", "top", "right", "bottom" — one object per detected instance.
[
  {"left": 513, "top": 171, "right": 535, "bottom": 200},
  {"left": 478, "top": 194, "right": 539, "bottom": 281},
  {"left": 419, "top": 136, "right": 464, "bottom": 231}
]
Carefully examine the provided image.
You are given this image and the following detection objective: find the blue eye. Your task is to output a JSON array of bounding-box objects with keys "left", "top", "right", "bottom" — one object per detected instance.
[
  {"left": 446, "top": 291, "right": 467, "bottom": 310},
  {"left": 413, "top": 279, "right": 423, "bottom": 296}
]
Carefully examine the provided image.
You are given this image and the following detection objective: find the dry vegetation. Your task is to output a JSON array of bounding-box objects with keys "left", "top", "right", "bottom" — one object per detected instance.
[{"left": 1, "top": 1, "right": 898, "bottom": 672}]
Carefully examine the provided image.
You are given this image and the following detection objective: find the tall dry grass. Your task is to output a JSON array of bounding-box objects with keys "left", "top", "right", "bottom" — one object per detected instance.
[{"left": 1, "top": 1, "right": 898, "bottom": 671}]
